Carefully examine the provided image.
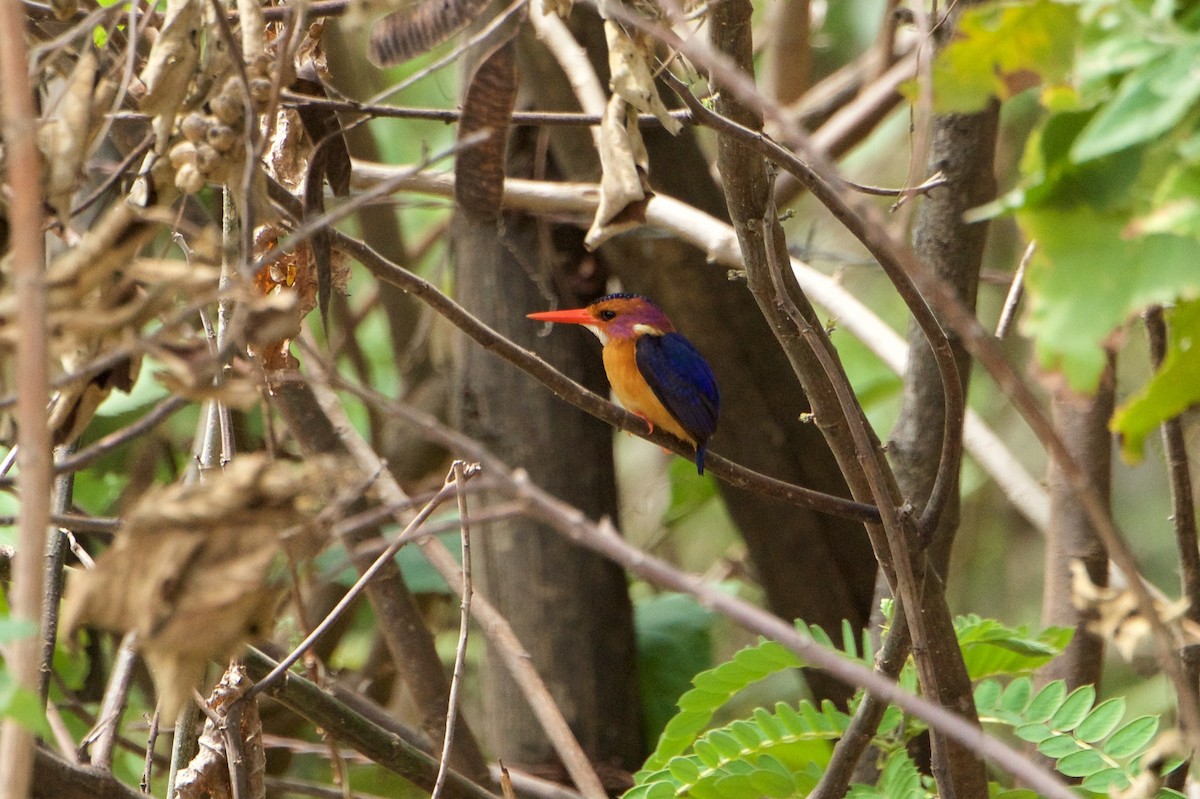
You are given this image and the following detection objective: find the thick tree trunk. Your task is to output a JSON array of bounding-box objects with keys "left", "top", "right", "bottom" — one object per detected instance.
[
  {"left": 889, "top": 106, "right": 998, "bottom": 578},
  {"left": 452, "top": 209, "right": 643, "bottom": 776}
]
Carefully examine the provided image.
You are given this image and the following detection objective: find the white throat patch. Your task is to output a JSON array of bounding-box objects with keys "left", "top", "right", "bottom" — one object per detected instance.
[{"left": 584, "top": 324, "right": 609, "bottom": 345}]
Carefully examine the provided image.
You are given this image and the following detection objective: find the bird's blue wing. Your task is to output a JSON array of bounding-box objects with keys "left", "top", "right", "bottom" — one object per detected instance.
[{"left": 636, "top": 332, "right": 720, "bottom": 469}]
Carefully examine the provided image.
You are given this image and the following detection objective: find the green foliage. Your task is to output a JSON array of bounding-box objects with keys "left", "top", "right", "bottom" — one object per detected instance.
[
  {"left": 0, "top": 609, "right": 50, "bottom": 738},
  {"left": 927, "top": 0, "right": 1200, "bottom": 392},
  {"left": 913, "top": 0, "right": 1079, "bottom": 113},
  {"left": 1111, "top": 299, "right": 1200, "bottom": 460},
  {"left": 638, "top": 636, "right": 803, "bottom": 775},
  {"left": 977, "top": 676, "right": 1180, "bottom": 794},
  {"left": 627, "top": 615, "right": 1181, "bottom": 799},
  {"left": 954, "top": 614, "right": 1072, "bottom": 679},
  {"left": 637, "top": 593, "right": 717, "bottom": 745}
]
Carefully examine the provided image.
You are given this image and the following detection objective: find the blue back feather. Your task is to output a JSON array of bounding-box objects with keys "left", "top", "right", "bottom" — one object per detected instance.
[{"left": 635, "top": 332, "right": 720, "bottom": 473}]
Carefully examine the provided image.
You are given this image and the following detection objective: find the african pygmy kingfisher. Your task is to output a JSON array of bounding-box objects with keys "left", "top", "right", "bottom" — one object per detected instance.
[{"left": 528, "top": 293, "right": 720, "bottom": 474}]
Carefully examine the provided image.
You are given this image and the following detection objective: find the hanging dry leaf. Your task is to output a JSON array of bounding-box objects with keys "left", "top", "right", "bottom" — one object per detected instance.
[
  {"left": 0, "top": 203, "right": 208, "bottom": 446},
  {"left": 367, "top": 0, "right": 494, "bottom": 66},
  {"left": 62, "top": 455, "right": 348, "bottom": 720},
  {"left": 1070, "top": 561, "right": 1200, "bottom": 674},
  {"left": 173, "top": 664, "right": 265, "bottom": 799},
  {"left": 455, "top": 38, "right": 518, "bottom": 219},
  {"left": 604, "top": 20, "right": 681, "bottom": 136},
  {"left": 584, "top": 94, "right": 652, "bottom": 249},
  {"left": 40, "top": 50, "right": 99, "bottom": 222},
  {"left": 138, "top": 0, "right": 201, "bottom": 147}
]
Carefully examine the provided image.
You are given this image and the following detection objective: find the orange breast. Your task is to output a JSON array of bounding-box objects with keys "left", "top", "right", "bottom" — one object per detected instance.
[{"left": 602, "top": 339, "right": 695, "bottom": 445}]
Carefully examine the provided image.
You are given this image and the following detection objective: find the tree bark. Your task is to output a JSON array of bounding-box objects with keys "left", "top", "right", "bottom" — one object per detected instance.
[
  {"left": 452, "top": 205, "right": 643, "bottom": 774},
  {"left": 890, "top": 103, "right": 998, "bottom": 575},
  {"left": 1041, "top": 359, "right": 1114, "bottom": 690}
]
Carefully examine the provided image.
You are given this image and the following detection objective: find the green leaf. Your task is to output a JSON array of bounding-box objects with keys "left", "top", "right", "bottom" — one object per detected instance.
[
  {"left": 1000, "top": 677, "right": 1033, "bottom": 715},
  {"left": 1103, "top": 716, "right": 1159, "bottom": 758},
  {"left": 706, "top": 730, "right": 743, "bottom": 760},
  {"left": 921, "top": 0, "right": 1080, "bottom": 112},
  {"left": 974, "top": 679, "right": 1003, "bottom": 712},
  {"left": 955, "top": 616, "right": 1071, "bottom": 678},
  {"left": 876, "top": 749, "right": 925, "bottom": 799},
  {"left": 1080, "top": 767, "right": 1130, "bottom": 792},
  {"left": 664, "top": 457, "right": 719, "bottom": 523},
  {"left": 1055, "top": 748, "right": 1108, "bottom": 778},
  {"left": 624, "top": 779, "right": 680, "bottom": 799},
  {"left": 1111, "top": 299, "right": 1200, "bottom": 462},
  {"left": 640, "top": 639, "right": 801, "bottom": 774},
  {"left": 0, "top": 618, "right": 36, "bottom": 643},
  {"left": 1037, "top": 735, "right": 1082, "bottom": 759},
  {"left": 667, "top": 758, "right": 702, "bottom": 784},
  {"left": 746, "top": 759, "right": 795, "bottom": 797},
  {"left": 1024, "top": 681, "right": 1067, "bottom": 724},
  {"left": 1048, "top": 685, "right": 1096, "bottom": 731},
  {"left": 637, "top": 593, "right": 716, "bottom": 745},
  {"left": 1071, "top": 44, "right": 1200, "bottom": 163},
  {"left": 712, "top": 772, "right": 753, "bottom": 799},
  {"left": 693, "top": 739, "right": 721, "bottom": 768},
  {"left": 727, "top": 719, "right": 764, "bottom": 750},
  {"left": 1014, "top": 723, "right": 1054, "bottom": 744},
  {"left": 1075, "top": 697, "right": 1127, "bottom": 743},
  {"left": 1018, "top": 205, "right": 1200, "bottom": 391},
  {"left": 0, "top": 672, "right": 50, "bottom": 738}
]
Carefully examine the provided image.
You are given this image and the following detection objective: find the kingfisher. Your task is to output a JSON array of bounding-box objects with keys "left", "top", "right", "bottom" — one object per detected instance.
[{"left": 528, "top": 293, "right": 720, "bottom": 474}]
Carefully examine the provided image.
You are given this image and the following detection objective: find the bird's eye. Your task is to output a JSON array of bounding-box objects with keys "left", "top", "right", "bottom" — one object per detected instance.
[{"left": 598, "top": 309, "right": 617, "bottom": 321}]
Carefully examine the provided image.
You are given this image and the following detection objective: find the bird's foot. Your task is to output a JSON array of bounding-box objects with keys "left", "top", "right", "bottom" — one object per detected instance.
[{"left": 634, "top": 413, "right": 655, "bottom": 436}]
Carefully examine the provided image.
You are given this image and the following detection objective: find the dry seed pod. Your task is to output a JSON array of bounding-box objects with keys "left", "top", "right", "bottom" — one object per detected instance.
[
  {"left": 175, "top": 163, "right": 205, "bottom": 194},
  {"left": 168, "top": 140, "right": 198, "bottom": 168},
  {"left": 195, "top": 143, "right": 220, "bottom": 172},
  {"left": 210, "top": 93, "right": 244, "bottom": 127},
  {"left": 249, "top": 53, "right": 273, "bottom": 78},
  {"left": 248, "top": 78, "right": 273, "bottom": 108},
  {"left": 207, "top": 124, "right": 238, "bottom": 153},
  {"left": 180, "top": 112, "right": 211, "bottom": 143}
]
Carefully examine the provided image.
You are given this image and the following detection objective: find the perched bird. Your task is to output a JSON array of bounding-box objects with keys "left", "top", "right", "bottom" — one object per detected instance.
[{"left": 528, "top": 293, "right": 720, "bottom": 474}]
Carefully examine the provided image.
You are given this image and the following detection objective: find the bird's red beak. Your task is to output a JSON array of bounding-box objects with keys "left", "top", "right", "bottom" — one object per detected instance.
[{"left": 527, "top": 308, "right": 594, "bottom": 325}]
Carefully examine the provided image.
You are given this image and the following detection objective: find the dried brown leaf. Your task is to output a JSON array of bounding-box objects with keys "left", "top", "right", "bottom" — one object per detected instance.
[
  {"left": 1070, "top": 561, "right": 1200, "bottom": 675},
  {"left": 368, "top": 0, "right": 494, "bottom": 66},
  {"left": 455, "top": 38, "right": 517, "bottom": 219},
  {"left": 605, "top": 21, "right": 680, "bottom": 135},
  {"left": 585, "top": 94, "right": 652, "bottom": 249},
  {"left": 62, "top": 455, "right": 347, "bottom": 720},
  {"left": 139, "top": 0, "right": 201, "bottom": 144},
  {"left": 41, "top": 50, "right": 99, "bottom": 221}
]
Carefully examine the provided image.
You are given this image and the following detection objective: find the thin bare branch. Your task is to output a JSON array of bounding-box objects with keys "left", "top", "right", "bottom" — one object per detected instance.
[
  {"left": 431, "top": 461, "right": 477, "bottom": 799},
  {"left": 246, "top": 476, "right": 468, "bottom": 697},
  {"left": 0, "top": 0, "right": 52, "bottom": 788}
]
